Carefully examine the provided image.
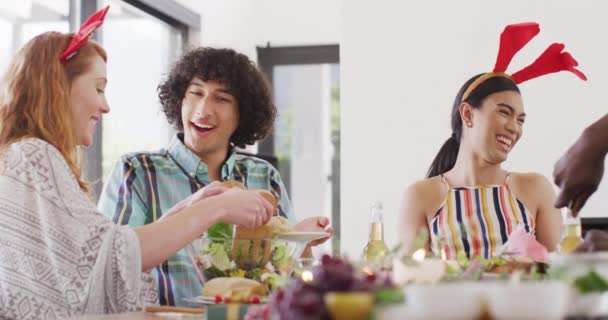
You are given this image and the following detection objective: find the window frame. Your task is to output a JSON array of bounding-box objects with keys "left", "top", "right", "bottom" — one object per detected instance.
[
  {"left": 81, "top": 0, "right": 199, "bottom": 198},
  {"left": 256, "top": 44, "right": 340, "bottom": 254}
]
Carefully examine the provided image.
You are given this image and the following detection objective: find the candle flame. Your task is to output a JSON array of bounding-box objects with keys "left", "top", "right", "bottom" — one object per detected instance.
[
  {"left": 301, "top": 270, "right": 313, "bottom": 283},
  {"left": 412, "top": 248, "right": 426, "bottom": 262}
]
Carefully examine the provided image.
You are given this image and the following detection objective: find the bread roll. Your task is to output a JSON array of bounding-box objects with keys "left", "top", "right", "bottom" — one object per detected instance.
[
  {"left": 266, "top": 216, "right": 291, "bottom": 234},
  {"left": 256, "top": 190, "right": 278, "bottom": 215},
  {"left": 221, "top": 181, "right": 278, "bottom": 214},
  {"left": 221, "top": 180, "right": 246, "bottom": 190},
  {"left": 202, "top": 277, "right": 267, "bottom": 299}
]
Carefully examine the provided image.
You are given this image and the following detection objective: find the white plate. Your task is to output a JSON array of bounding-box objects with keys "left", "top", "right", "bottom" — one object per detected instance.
[
  {"left": 183, "top": 296, "right": 269, "bottom": 305},
  {"left": 551, "top": 252, "right": 608, "bottom": 265},
  {"left": 277, "top": 231, "right": 329, "bottom": 242},
  {"left": 182, "top": 296, "right": 217, "bottom": 305}
]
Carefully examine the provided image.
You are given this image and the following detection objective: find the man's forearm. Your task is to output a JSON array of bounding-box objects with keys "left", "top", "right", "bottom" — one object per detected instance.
[{"left": 584, "top": 113, "right": 608, "bottom": 154}]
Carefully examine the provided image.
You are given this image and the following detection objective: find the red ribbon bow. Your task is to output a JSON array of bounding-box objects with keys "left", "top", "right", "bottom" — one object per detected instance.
[
  {"left": 59, "top": 5, "right": 110, "bottom": 64},
  {"left": 461, "top": 22, "right": 586, "bottom": 102},
  {"left": 493, "top": 21, "right": 586, "bottom": 84}
]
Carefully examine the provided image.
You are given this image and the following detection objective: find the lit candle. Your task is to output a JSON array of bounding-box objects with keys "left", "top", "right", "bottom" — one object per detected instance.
[
  {"left": 301, "top": 270, "right": 313, "bottom": 283},
  {"left": 440, "top": 248, "right": 447, "bottom": 261},
  {"left": 392, "top": 248, "right": 446, "bottom": 285},
  {"left": 412, "top": 248, "right": 426, "bottom": 263}
]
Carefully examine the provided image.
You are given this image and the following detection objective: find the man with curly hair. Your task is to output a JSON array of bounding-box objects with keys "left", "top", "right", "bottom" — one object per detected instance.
[{"left": 97, "top": 47, "right": 332, "bottom": 306}]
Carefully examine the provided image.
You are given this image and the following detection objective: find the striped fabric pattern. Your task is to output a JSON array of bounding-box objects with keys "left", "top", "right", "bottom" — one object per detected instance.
[
  {"left": 430, "top": 176, "right": 534, "bottom": 260},
  {"left": 97, "top": 134, "right": 295, "bottom": 306}
]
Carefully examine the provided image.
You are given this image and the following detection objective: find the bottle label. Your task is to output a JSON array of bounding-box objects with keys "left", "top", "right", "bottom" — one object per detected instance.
[{"left": 369, "top": 222, "right": 384, "bottom": 241}]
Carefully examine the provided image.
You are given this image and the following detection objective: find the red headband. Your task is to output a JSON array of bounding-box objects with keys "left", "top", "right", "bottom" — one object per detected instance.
[
  {"left": 462, "top": 22, "right": 587, "bottom": 102},
  {"left": 59, "top": 5, "right": 110, "bottom": 64}
]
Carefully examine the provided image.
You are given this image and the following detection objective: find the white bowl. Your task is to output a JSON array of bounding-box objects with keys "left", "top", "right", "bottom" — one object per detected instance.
[
  {"left": 595, "top": 293, "right": 608, "bottom": 316},
  {"left": 551, "top": 252, "right": 608, "bottom": 279},
  {"left": 567, "top": 291, "right": 608, "bottom": 317},
  {"left": 486, "top": 281, "right": 570, "bottom": 320},
  {"left": 405, "top": 282, "right": 484, "bottom": 320}
]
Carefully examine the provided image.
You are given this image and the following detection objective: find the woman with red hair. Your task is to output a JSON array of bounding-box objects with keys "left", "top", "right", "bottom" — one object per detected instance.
[{"left": 0, "top": 7, "right": 273, "bottom": 319}]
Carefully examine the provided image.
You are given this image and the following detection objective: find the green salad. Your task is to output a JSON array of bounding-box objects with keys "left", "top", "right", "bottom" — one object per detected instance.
[{"left": 196, "top": 222, "right": 291, "bottom": 290}]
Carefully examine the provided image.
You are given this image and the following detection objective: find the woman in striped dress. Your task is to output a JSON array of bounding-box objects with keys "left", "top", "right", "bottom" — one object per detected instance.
[
  {"left": 399, "top": 22, "right": 588, "bottom": 260},
  {"left": 399, "top": 73, "right": 562, "bottom": 260}
]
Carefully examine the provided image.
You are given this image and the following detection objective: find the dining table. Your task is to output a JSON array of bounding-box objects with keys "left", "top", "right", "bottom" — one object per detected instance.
[
  {"left": 75, "top": 306, "right": 205, "bottom": 320},
  {"left": 77, "top": 313, "right": 202, "bottom": 320}
]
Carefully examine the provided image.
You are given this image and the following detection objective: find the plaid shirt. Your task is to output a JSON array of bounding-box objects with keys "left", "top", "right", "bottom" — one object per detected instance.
[{"left": 97, "top": 134, "right": 295, "bottom": 306}]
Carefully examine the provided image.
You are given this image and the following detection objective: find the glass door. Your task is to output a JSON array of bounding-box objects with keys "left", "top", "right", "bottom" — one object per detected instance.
[{"left": 258, "top": 45, "right": 340, "bottom": 255}]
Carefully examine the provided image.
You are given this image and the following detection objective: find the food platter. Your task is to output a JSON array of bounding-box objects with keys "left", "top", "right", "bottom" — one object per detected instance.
[{"left": 276, "top": 231, "right": 330, "bottom": 242}]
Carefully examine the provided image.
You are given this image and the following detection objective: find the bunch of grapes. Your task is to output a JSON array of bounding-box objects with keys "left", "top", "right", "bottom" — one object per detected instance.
[
  {"left": 270, "top": 254, "right": 391, "bottom": 319},
  {"left": 271, "top": 281, "right": 328, "bottom": 320},
  {"left": 312, "top": 255, "right": 357, "bottom": 292}
]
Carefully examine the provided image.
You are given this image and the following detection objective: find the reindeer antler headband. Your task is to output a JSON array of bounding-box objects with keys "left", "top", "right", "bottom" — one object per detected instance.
[
  {"left": 59, "top": 5, "right": 110, "bottom": 64},
  {"left": 461, "top": 22, "right": 587, "bottom": 102}
]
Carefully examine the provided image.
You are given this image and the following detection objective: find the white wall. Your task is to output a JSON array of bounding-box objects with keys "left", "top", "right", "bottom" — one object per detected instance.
[
  {"left": 342, "top": 0, "right": 608, "bottom": 256},
  {"left": 177, "top": 0, "right": 340, "bottom": 60}
]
